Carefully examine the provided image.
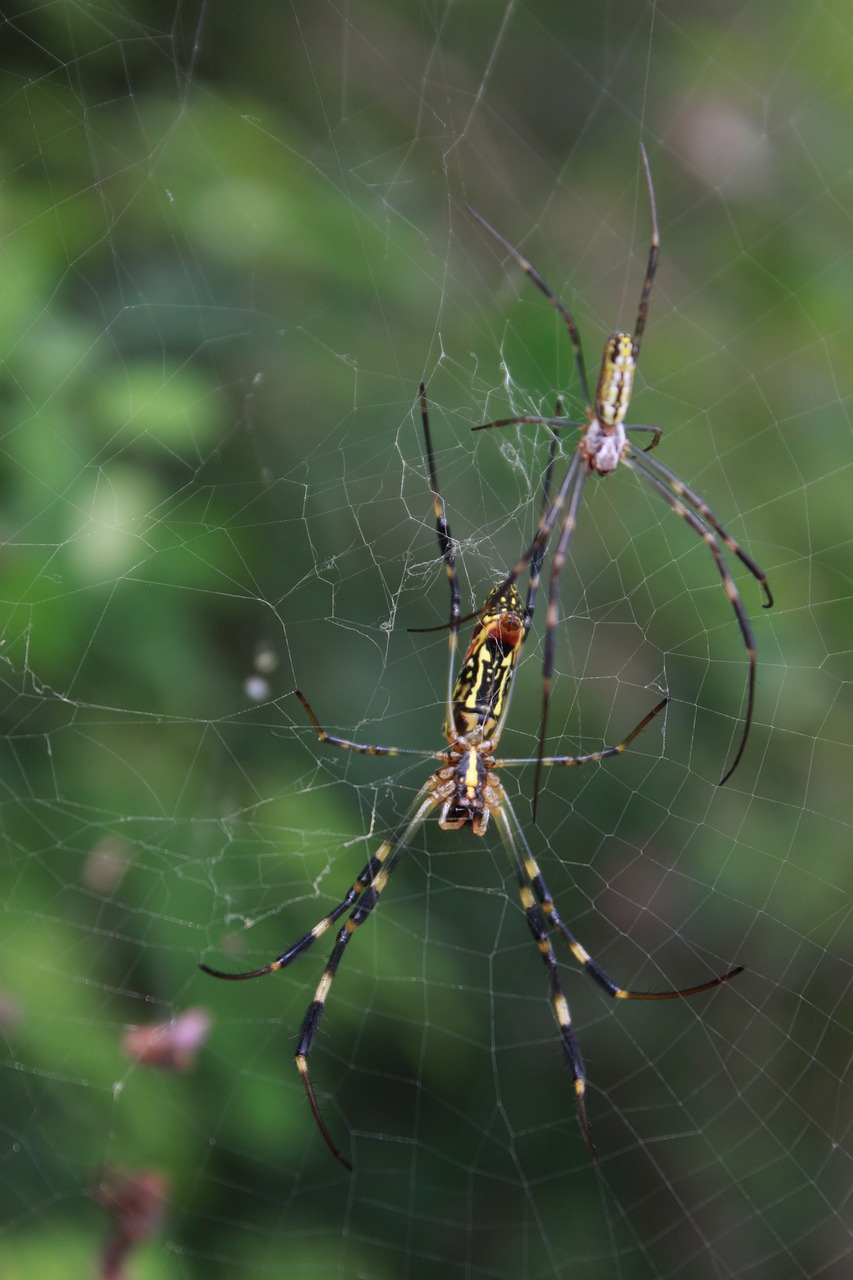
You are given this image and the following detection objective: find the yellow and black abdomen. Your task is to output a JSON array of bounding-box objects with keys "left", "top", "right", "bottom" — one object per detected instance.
[{"left": 445, "top": 583, "right": 525, "bottom": 740}]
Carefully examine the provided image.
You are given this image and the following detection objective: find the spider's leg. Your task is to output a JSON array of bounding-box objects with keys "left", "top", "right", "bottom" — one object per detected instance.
[
  {"left": 523, "top": 401, "right": 561, "bottom": 638},
  {"left": 506, "top": 446, "right": 584, "bottom": 627},
  {"left": 411, "top": 415, "right": 580, "bottom": 639},
  {"left": 506, "top": 806, "right": 744, "bottom": 1001},
  {"left": 494, "top": 803, "right": 594, "bottom": 1157},
  {"left": 473, "top": 414, "right": 577, "bottom": 433},
  {"left": 621, "top": 450, "right": 767, "bottom": 785},
  {"left": 627, "top": 446, "right": 773, "bottom": 606},
  {"left": 467, "top": 205, "right": 592, "bottom": 412},
  {"left": 419, "top": 383, "right": 462, "bottom": 717},
  {"left": 417, "top": 436, "right": 586, "bottom": 641},
  {"left": 419, "top": 383, "right": 460, "bottom": 625},
  {"left": 295, "top": 689, "right": 448, "bottom": 761},
  {"left": 493, "top": 802, "right": 595, "bottom": 1160},
  {"left": 496, "top": 695, "right": 668, "bottom": 768},
  {"left": 295, "top": 784, "right": 442, "bottom": 1170},
  {"left": 624, "top": 424, "right": 663, "bottom": 453},
  {"left": 199, "top": 787, "right": 441, "bottom": 986},
  {"left": 201, "top": 784, "right": 442, "bottom": 1170},
  {"left": 531, "top": 454, "right": 587, "bottom": 818},
  {"left": 633, "top": 143, "right": 660, "bottom": 355},
  {"left": 198, "top": 857, "right": 378, "bottom": 984},
  {"left": 295, "top": 847, "right": 403, "bottom": 1171}
]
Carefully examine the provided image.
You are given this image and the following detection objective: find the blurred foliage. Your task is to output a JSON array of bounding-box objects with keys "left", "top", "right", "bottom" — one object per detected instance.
[{"left": 0, "top": 2, "right": 850, "bottom": 1279}]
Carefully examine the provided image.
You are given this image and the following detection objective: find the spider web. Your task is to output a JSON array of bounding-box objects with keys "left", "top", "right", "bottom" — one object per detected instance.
[{"left": 1, "top": 2, "right": 850, "bottom": 1278}]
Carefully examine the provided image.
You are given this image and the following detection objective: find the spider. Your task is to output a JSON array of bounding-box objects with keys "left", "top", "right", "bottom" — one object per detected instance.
[
  {"left": 200, "top": 384, "right": 743, "bottom": 1171},
  {"left": 466, "top": 145, "right": 773, "bottom": 809}
]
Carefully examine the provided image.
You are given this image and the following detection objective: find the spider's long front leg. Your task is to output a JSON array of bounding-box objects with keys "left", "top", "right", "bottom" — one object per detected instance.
[
  {"left": 532, "top": 452, "right": 588, "bottom": 814},
  {"left": 410, "top": 419, "right": 582, "bottom": 640},
  {"left": 436, "top": 440, "right": 586, "bottom": 644},
  {"left": 632, "top": 142, "right": 660, "bottom": 355},
  {"left": 419, "top": 382, "right": 461, "bottom": 629},
  {"left": 419, "top": 383, "right": 463, "bottom": 718},
  {"left": 467, "top": 205, "right": 593, "bottom": 412},
  {"left": 472, "top": 421, "right": 583, "bottom": 592},
  {"left": 522, "top": 401, "right": 560, "bottom": 635}
]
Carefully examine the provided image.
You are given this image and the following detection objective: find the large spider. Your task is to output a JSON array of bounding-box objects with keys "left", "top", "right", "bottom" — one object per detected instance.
[
  {"left": 467, "top": 145, "right": 773, "bottom": 809},
  {"left": 199, "top": 386, "right": 742, "bottom": 1170}
]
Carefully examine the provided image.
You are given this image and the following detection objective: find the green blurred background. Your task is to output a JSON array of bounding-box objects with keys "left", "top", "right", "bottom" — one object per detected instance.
[{"left": 0, "top": 2, "right": 849, "bottom": 1277}]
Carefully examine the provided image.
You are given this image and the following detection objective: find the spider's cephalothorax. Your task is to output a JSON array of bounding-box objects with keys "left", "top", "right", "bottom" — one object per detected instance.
[
  {"left": 200, "top": 384, "right": 742, "bottom": 1172},
  {"left": 431, "top": 735, "right": 501, "bottom": 837},
  {"left": 468, "top": 145, "right": 773, "bottom": 802}
]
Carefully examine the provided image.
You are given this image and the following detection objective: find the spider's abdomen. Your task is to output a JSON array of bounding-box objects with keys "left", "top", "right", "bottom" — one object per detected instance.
[
  {"left": 594, "top": 331, "right": 636, "bottom": 431},
  {"left": 446, "top": 583, "right": 525, "bottom": 740}
]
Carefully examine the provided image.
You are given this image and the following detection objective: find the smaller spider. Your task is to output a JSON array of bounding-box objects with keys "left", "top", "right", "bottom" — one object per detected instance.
[
  {"left": 466, "top": 145, "right": 773, "bottom": 810},
  {"left": 200, "top": 386, "right": 742, "bottom": 1170}
]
